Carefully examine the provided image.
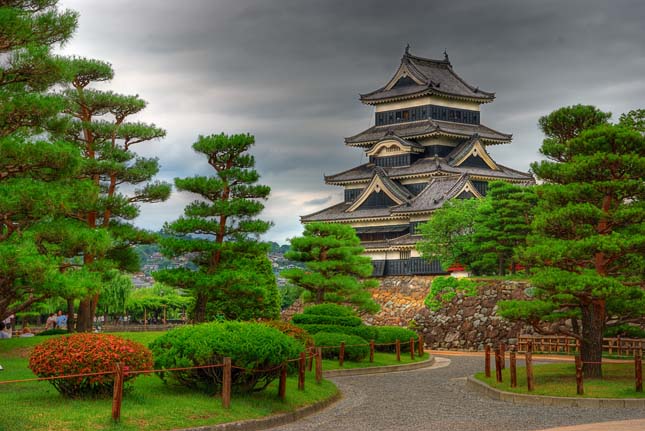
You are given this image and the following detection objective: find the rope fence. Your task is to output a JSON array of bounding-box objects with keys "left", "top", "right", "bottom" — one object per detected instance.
[
  {"left": 484, "top": 340, "right": 645, "bottom": 396},
  {"left": 0, "top": 337, "right": 425, "bottom": 422}
]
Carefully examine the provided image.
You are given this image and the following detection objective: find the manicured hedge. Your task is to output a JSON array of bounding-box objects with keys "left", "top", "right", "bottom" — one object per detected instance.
[
  {"left": 313, "top": 332, "right": 369, "bottom": 361},
  {"left": 262, "top": 320, "right": 314, "bottom": 347},
  {"left": 36, "top": 328, "right": 68, "bottom": 336},
  {"left": 303, "top": 303, "right": 356, "bottom": 317},
  {"left": 375, "top": 326, "right": 419, "bottom": 353},
  {"left": 296, "top": 323, "right": 378, "bottom": 342},
  {"left": 29, "top": 333, "right": 152, "bottom": 398},
  {"left": 291, "top": 313, "right": 362, "bottom": 327},
  {"left": 149, "top": 321, "right": 303, "bottom": 394}
]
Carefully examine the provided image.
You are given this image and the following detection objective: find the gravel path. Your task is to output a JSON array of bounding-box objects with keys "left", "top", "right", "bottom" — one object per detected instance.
[{"left": 266, "top": 356, "right": 645, "bottom": 431}]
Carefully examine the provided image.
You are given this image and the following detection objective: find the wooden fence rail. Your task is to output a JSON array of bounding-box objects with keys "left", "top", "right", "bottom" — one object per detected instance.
[{"left": 518, "top": 335, "right": 645, "bottom": 356}]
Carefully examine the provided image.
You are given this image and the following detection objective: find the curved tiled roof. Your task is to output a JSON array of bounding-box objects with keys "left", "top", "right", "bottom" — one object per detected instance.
[
  {"left": 345, "top": 119, "right": 511, "bottom": 146},
  {"left": 360, "top": 51, "right": 495, "bottom": 104}
]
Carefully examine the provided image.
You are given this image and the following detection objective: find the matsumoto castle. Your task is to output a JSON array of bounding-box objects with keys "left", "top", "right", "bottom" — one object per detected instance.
[{"left": 302, "top": 48, "right": 534, "bottom": 277}]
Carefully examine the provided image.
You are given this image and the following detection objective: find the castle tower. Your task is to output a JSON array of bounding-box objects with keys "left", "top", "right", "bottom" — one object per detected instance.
[{"left": 302, "top": 48, "right": 534, "bottom": 276}]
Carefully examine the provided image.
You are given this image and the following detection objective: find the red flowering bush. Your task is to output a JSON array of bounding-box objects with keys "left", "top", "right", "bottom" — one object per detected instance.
[{"left": 29, "top": 333, "right": 153, "bottom": 398}]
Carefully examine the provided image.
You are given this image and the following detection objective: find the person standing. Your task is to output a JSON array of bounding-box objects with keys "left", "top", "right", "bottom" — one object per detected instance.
[{"left": 0, "top": 322, "right": 11, "bottom": 339}]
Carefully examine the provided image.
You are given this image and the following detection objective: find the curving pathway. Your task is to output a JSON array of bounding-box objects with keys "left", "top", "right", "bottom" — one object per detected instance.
[{"left": 266, "top": 355, "right": 645, "bottom": 431}]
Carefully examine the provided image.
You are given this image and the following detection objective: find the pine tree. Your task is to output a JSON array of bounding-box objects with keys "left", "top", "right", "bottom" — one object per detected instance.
[
  {"left": 468, "top": 182, "right": 536, "bottom": 275},
  {"left": 0, "top": 1, "right": 110, "bottom": 320},
  {"left": 154, "top": 133, "right": 279, "bottom": 322},
  {"left": 282, "top": 222, "right": 379, "bottom": 312},
  {"left": 56, "top": 57, "right": 171, "bottom": 331},
  {"left": 498, "top": 105, "right": 645, "bottom": 378}
]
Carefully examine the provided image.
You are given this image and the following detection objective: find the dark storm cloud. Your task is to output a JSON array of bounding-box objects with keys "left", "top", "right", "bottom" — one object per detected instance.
[{"left": 59, "top": 0, "right": 645, "bottom": 241}]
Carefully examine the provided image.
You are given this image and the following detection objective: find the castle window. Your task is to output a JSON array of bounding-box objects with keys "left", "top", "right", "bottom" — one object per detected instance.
[
  {"left": 400, "top": 250, "right": 411, "bottom": 260},
  {"left": 402, "top": 110, "right": 409, "bottom": 121}
]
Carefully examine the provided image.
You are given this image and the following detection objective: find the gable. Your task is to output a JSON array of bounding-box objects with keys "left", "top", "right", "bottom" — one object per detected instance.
[{"left": 356, "top": 190, "right": 397, "bottom": 210}]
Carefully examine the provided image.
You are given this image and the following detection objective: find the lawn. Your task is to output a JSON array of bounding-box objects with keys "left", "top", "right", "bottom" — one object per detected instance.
[
  {"left": 0, "top": 332, "right": 338, "bottom": 431},
  {"left": 475, "top": 362, "right": 645, "bottom": 398}
]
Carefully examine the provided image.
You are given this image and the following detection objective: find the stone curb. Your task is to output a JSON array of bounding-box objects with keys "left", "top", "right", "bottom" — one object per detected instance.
[
  {"left": 171, "top": 391, "right": 342, "bottom": 431},
  {"left": 466, "top": 375, "right": 645, "bottom": 409},
  {"left": 322, "top": 355, "right": 435, "bottom": 377}
]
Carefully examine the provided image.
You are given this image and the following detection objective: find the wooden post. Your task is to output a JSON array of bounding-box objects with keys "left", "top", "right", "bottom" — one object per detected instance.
[
  {"left": 307, "top": 347, "right": 313, "bottom": 372},
  {"left": 222, "top": 357, "right": 231, "bottom": 409},
  {"left": 369, "top": 340, "right": 375, "bottom": 363},
  {"left": 339, "top": 342, "right": 345, "bottom": 367},
  {"left": 410, "top": 337, "right": 415, "bottom": 360},
  {"left": 485, "top": 345, "right": 491, "bottom": 378},
  {"left": 635, "top": 350, "right": 643, "bottom": 393},
  {"left": 618, "top": 335, "right": 622, "bottom": 356},
  {"left": 500, "top": 343, "right": 506, "bottom": 370},
  {"left": 278, "top": 363, "right": 287, "bottom": 400},
  {"left": 395, "top": 339, "right": 401, "bottom": 362},
  {"left": 510, "top": 350, "right": 517, "bottom": 388},
  {"left": 143, "top": 308, "right": 147, "bottom": 329},
  {"left": 575, "top": 355, "right": 584, "bottom": 395},
  {"left": 525, "top": 351, "right": 534, "bottom": 391},
  {"left": 495, "top": 347, "right": 502, "bottom": 383},
  {"left": 315, "top": 348, "right": 323, "bottom": 384},
  {"left": 418, "top": 335, "right": 424, "bottom": 357},
  {"left": 298, "top": 351, "right": 306, "bottom": 391},
  {"left": 111, "top": 362, "right": 125, "bottom": 422}
]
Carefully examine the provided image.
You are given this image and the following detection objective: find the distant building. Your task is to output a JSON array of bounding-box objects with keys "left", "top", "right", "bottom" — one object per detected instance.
[{"left": 302, "top": 48, "right": 533, "bottom": 276}]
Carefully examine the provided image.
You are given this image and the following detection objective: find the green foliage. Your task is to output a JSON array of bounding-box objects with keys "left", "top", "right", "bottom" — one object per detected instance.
[
  {"left": 498, "top": 105, "right": 645, "bottom": 377},
  {"left": 604, "top": 324, "right": 645, "bottom": 339},
  {"left": 416, "top": 198, "right": 483, "bottom": 270},
  {"left": 374, "top": 326, "right": 419, "bottom": 353},
  {"left": 295, "top": 324, "right": 379, "bottom": 342},
  {"left": 313, "top": 332, "right": 369, "bottom": 361},
  {"left": 261, "top": 320, "right": 314, "bottom": 348},
  {"left": 302, "top": 303, "right": 357, "bottom": 317},
  {"left": 424, "top": 276, "right": 478, "bottom": 311},
  {"left": 292, "top": 313, "right": 362, "bottom": 327},
  {"left": 36, "top": 328, "right": 68, "bottom": 336},
  {"left": 283, "top": 222, "right": 379, "bottom": 312},
  {"left": 149, "top": 322, "right": 303, "bottom": 394},
  {"left": 279, "top": 283, "right": 303, "bottom": 310},
  {"left": 29, "top": 333, "right": 153, "bottom": 398},
  {"left": 155, "top": 133, "right": 277, "bottom": 322}
]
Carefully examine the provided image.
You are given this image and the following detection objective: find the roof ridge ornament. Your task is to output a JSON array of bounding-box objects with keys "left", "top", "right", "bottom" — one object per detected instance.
[
  {"left": 405, "top": 43, "right": 410, "bottom": 55},
  {"left": 443, "top": 49, "right": 450, "bottom": 63}
]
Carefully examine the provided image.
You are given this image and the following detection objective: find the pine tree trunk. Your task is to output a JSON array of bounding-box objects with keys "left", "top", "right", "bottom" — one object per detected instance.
[
  {"left": 76, "top": 299, "right": 92, "bottom": 332},
  {"left": 193, "top": 292, "right": 208, "bottom": 323},
  {"left": 66, "top": 298, "right": 75, "bottom": 333},
  {"left": 315, "top": 289, "right": 324, "bottom": 304},
  {"left": 580, "top": 299, "right": 605, "bottom": 378}
]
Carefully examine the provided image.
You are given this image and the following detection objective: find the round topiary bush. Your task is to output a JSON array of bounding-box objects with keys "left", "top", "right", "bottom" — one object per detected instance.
[
  {"left": 261, "top": 320, "right": 314, "bottom": 348},
  {"left": 313, "top": 332, "right": 369, "bottom": 361},
  {"left": 375, "top": 326, "right": 419, "bottom": 353},
  {"left": 149, "top": 321, "right": 304, "bottom": 394},
  {"left": 29, "top": 333, "right": 153, "bottom": 398},
  {"left": 303, "top": 303, "right": 356, "bottom": 317}
]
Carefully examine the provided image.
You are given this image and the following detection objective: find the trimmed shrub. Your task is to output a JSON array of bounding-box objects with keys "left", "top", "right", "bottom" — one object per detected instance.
[
  {"left": 313, "top": 332, "right": 369, "bottom": 361},
  {"left": 375, "top": 326, "right": 419, "bottom": 353},
  {"left": 36, "top": 329, "right": 68, "bottom": 336},
  {"left": 262, "top": 320, "right": 314, "bottom": 347},
  {"left": 149, "top": 321, "right": 303, "bottom": 394},
  {"left": 29, "top": 333, "right": 152, "bottom": 398},
  {"left": 605, "top": 324, "right": 645, "bottom": 339},
  {"left": 303, "top": 303, "right": 356, "bottom": 317},
  {"left": 292, "top": 313, "right": 362, "bottom": 327},
  {"left": 296, "top": 324, "right": 378, "bottom": 341}
]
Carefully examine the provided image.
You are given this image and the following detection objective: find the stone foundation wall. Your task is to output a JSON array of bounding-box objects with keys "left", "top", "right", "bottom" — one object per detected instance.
[
  {"left": 281, "top": 277, "right": 532, "bottom": 351},
  {"left": 414, "top": 280, "right": 532, "bottom": 350}
]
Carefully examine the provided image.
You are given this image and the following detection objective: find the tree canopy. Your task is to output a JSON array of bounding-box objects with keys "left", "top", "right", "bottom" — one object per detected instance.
[
  {"left": 282, "top": 222, "right": 379, "bottom": 313},
  {"left": 498, "top": 105, "right": 645, "bottom": 377}
]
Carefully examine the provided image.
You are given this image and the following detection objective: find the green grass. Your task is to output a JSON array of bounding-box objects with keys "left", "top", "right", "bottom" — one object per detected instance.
[
  {"left": 475, "top": 362, "right": 645, "bottom": 398},
  {"left": 322, "top": 351, "right": 430, "bottom": 370},
  {"left": 0, "top": 332, "right": 338, "bottom": 431}
]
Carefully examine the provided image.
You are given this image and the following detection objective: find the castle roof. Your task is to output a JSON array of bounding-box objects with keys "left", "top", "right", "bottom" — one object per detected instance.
[
  {"left": 345, "top": 118, "right": 511, "bottom": 146},
  {"left": 359, "top": 50, "right": 495, "bottom": 105}
]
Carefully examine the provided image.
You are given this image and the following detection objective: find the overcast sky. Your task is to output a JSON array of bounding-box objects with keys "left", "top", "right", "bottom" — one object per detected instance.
[{"left": 57, "top": 0, "right": 645, "bottom": 243}]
